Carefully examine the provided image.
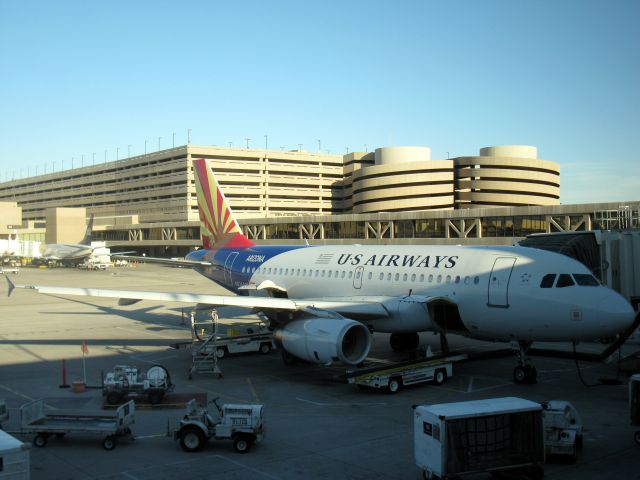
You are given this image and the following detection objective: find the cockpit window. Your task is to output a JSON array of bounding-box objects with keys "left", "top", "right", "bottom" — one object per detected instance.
[
  {"left": 573, "top": 274, "right": 599, "bottom": 286},
  {"left": 540, "top": 274, "right": 556, "bottom": 288},
  {"left": 556, "top": 274, "right": 575, "bottom": 288}
]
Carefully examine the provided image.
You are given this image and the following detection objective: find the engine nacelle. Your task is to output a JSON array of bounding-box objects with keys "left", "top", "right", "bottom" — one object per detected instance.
[
  {"left": 274, "top": 313, "right": 371, "bottom": 366},
  {"left": 372, "top": 295, "right": 435, "bottom": 333}
]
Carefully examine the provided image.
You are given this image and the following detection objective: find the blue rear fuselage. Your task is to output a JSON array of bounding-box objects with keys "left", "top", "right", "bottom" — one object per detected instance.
[{"left": 186, "top": 245, "right": 309, "bottom": 294}]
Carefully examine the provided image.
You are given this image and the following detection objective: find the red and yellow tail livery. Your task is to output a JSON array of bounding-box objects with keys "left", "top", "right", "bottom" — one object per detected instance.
[{"left": 192, "top": 158, "right": 255, "bottom": 250}]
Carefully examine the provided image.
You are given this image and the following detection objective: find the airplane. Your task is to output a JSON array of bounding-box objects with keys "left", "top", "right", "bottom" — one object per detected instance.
[
  {"left": 38, "top": 215, "right": 96, "bottom": 263},
  {"left": 6, "top": 159, "right": 637, "bottom": 384}
]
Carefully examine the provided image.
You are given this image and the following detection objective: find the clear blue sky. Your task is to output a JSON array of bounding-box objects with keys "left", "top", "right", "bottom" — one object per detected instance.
[{"left": 1, "top": 0, "right": 638, "bottom": 204}]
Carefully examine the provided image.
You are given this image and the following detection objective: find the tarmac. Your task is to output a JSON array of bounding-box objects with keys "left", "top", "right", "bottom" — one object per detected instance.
[{"left": 1, "top": 264, "right": 639, "bottom": 479}]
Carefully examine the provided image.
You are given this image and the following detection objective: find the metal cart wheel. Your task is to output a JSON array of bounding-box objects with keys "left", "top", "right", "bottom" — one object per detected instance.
[
  {"left": 233, "top": 435, "right": 253, "bottom": 454},
  {"left": 433, "top": 369, "right": 446, "bottom": 385},
  {"left": 259, "top": 343, "right": 272, "bottom": 355},
  {"left": 102, "top": 436, "right": 116, "bottom": 450},
  {"left": 33, "top": 434, "right": 47, "bottom": 448},
  {"left": 387, "top": 377, "right": 401, "bottom": 394}
]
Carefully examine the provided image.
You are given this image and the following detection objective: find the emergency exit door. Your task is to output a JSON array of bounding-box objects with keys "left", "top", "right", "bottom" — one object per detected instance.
[{"left": 488, "top": 257, "right": 516, "bottom": 307}]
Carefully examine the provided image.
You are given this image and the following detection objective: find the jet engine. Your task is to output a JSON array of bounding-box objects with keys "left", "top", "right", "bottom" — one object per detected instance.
[{"left": 273, "top": 310, "right": 371, "bottom": 365}]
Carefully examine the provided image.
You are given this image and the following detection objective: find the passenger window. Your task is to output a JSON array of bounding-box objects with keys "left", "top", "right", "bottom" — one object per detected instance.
[
  {"left": 437, "top": 275, "right": 442, "bottom": 283},
  {"left": 446, "top": 275, "right": 451, "bottom": 284},
  {"left": 327, "top": 270, "right": 332, "bottom": 278},
  {"left": 411, "top": 274, "right": 416, "bottom": 282},
  {"left": 387, "top": 273, "right": 392, "bottom": 281},
  {"left": 464, "top": 276, "right": 470, "bottom": 285},
  {"left": 573, "top": 274, "right": 599, "bottom": 286},
  {"left": 341, "top": 271, "right": 346, "bottom": 279},
  {"left": 428, "top": 274, "right": 434, "bottom": 283},
  {"left": 403, "top": 273, "right": 408, "bottom": 282},
  {"left": 455, "top": 276, "right": 460, "bottom": 284},
  {"left": 278, "top": 268, "right": 283, "bottom": 275},
  {"left": 556, "top": 274, "right": 575, "bottom": 288},
  {"left": 474, "top": 276, "right": 479, "bottom": 284},
  {"left": 296, "top": 269, "right": 300, "bottom": 276},
  {"left": 379, "top": 272, "right": 384, "bottom": 280},
  {"left": 315, "top": 270, "right": 319, "bottom": 277},
  {"left": 394, "top": 273, "right": 400, "bottom": 281},
  {"left": 285, "top": 268, "right": 289, "bottom": 275},
  {"left": 419, "top": 274, "right": 424, "bottom": 282},
  {"left": 348, "top": 271, "right": 353, "bottom": 279},
  {"left": 368, "top": 272, "right": 373, "bottom": 280},
  {"left": 321, "top": 270, "right": 325, "bottom": 277},
  {"left": 540, "top": 274, "right": 556, "bottom": 288}
]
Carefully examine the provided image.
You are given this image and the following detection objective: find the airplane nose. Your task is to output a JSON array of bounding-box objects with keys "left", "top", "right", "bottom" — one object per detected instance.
[{"left": 599, "top": 292, "right": 637, "bottom": 333}]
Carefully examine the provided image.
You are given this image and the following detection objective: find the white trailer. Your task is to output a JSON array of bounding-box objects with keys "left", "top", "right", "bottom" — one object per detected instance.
[
  {"left": 0, "top": 430, "right": 30, "bottom": 480},
  {"left": 414, "top": 397, "right": 544, "bottom": 480},
  {"left": 18, "top": 399, "right": 135, "bottom": 450},
  {"left": 630, "top": 374, "right": 640, "bottom": 446}
]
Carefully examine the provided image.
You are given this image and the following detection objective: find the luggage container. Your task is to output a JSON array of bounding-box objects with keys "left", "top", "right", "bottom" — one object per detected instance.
[
  {"left": 0, "top": 430, "right": 30, "bottom": 480},
  {"left": 414, "top": 397, "right": 544, "bottom": 480},
  {"left": 630, "top": 374, "right": 640, "bottom": 446}
]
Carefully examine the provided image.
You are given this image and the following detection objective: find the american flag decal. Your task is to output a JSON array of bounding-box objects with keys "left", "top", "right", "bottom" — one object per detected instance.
[{"left": 315, "top": 253, "right": 334, "bottom": 264}]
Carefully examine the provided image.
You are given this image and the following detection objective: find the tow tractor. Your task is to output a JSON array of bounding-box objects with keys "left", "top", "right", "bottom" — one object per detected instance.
[
  {"left": 542, "top": 400, "right": 583, "bottom": 462},
  {"left": 103, "top": 365, "right": 173, "bottom": 405},
  {"left": 172, "top": 397, "right": 264, "bottom": 453}
]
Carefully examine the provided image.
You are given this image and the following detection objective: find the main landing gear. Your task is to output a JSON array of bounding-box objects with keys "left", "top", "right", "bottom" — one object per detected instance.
[{"left": 512, "top": 340, "right": 537, "bottom": 384}]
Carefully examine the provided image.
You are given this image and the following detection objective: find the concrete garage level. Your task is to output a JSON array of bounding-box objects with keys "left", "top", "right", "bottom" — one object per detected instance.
[{"left": 0, "top": 265, "right": 638, "bottom": 479}]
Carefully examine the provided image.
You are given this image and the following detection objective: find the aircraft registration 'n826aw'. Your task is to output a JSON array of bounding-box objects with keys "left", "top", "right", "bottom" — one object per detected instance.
[{"left": 7, "top": 159, "right": 636, "bottom": 384}]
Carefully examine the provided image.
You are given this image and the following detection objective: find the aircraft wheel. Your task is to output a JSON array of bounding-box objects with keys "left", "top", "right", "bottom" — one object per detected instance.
[{"left": 513, "top": 366, "right": 527, "bottom": 384}]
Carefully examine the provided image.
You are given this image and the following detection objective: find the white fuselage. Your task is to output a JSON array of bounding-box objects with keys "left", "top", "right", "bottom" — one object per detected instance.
[{"left": 240, "top": 244, "right": 633, "bottom": 342}]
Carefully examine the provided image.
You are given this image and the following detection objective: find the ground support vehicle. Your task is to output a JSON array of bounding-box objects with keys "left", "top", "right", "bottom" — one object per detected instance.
[
  {"left": 346, "top": 352, "right": 466, "bottom": 393},
  {"left": 103, "top": 364, "right": 173, "bottom": 405},
  {"left": 172, "top": 397, "right": 264, "bottom": 453},
  {"left": 18, "top": 399, "right": 134, "bottom": 450},
  {"left": 0, "top": 267, "right": 19, "bottom": 274},
  {"left": 0, "top": 429, "right": 30, "bottom": 479},
  {"left": 414, "top": 397, "right": 544, "bottom": 480},
  {"left": 181, "top": 311, "right": 274, "bottom": 378},
  {"left": 630, "top": 374, "right": 640, "bottom": 446},
  {"left": 542, "top": 400, "right": 583, "bottom": 462}
]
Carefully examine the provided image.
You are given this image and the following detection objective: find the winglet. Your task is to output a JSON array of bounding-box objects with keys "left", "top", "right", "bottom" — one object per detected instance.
[{"left": 6, "top": 276, "right": 15, "bottom": 297}]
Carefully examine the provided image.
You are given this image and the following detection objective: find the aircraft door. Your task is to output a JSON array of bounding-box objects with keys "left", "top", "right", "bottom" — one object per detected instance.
[
  {"left": 488, "top": 257, "right": 516, "bottom": 307},
  {"left": 353, "top": 266, "right": 364, "bottom": 289},
  {"left": 223, "top": 252, "right": 239, "bottom": 285}
]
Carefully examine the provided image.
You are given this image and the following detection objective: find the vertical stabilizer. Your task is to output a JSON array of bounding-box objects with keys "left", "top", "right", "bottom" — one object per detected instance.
[
  {"left": 192, "top": 158, "right": 255, "bottom": 249},
  {"left": 80, "top": 214, "right": 95, "bottom": 245}
]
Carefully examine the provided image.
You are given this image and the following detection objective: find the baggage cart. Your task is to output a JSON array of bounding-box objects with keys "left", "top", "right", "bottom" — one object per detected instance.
[
  {"left": 414, "top": 397, "right": 544, "bottom": 480},
  {"left": 19, "top": 399, "right": 134, "bottom": 450}
]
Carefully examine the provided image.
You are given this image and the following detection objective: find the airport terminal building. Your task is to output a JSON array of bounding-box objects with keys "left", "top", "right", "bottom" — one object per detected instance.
[{"left": 0, "top": 143, "right": 637, "bottom": 254}]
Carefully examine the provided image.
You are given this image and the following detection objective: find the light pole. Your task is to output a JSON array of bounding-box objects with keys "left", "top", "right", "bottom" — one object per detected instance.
[
  {"left": 72, "top": 157, "right": 74, "bottom": 169},
  {"left": 116, "top": 147, "right": 119, "bottom": 160},
  {"left": 81, "top": 154, "right": 84, "bottom": 167},
  {"left": 264, "top": 135, "right": 268, "bottom": 153},
  {"left": 104, "top": 150, "right": 107, "bottom": 163},
  {"left": 245, "top": 138, "right": 250, "bottom": 149},
  {"left": 128, "top": 145, "right": 131, "bottom": 157},
  {"left": 188, "top": 129, "right": 191, "bottom": 144},
  {"left": 158, "top": 137, "right": 162, "bottom": 151},
  {"left": 92, "top": 152, "right": 95, "bottom": 165},
  {"left": 318, "top": 139, "right": 321, "bottom": 151},
  {"left": 144, "top": 140, "right": 148, "bottom": 154},
  {"left": 298, "top": 143, "right": 302, "bottom": 152},
  {"left": 228, "top": 142, "right": 232, "bottom": 148},
  {"left": 172, "top": 132, "right": 175, "bottom": 148}
]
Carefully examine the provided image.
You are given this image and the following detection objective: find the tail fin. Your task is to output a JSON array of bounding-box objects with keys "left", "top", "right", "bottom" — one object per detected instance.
[
  {"left": 81, "top": 214, "right": 95, "bottom": 245},
  {"left": 192, "top": 158, "right": 255, "bottom": 250}
]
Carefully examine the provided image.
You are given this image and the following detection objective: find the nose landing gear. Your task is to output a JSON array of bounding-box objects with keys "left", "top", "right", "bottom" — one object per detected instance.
[{"left": 512, "top": 340, "right": 537, "bottom": 384}]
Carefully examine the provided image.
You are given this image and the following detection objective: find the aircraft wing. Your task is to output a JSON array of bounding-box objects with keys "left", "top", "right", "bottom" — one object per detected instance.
[
  {"left": 110, "top": 254, "right": 212, "bottom": 267},
  {"left": 5, "top": 277, "right": 390, "bottom": 317}
]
